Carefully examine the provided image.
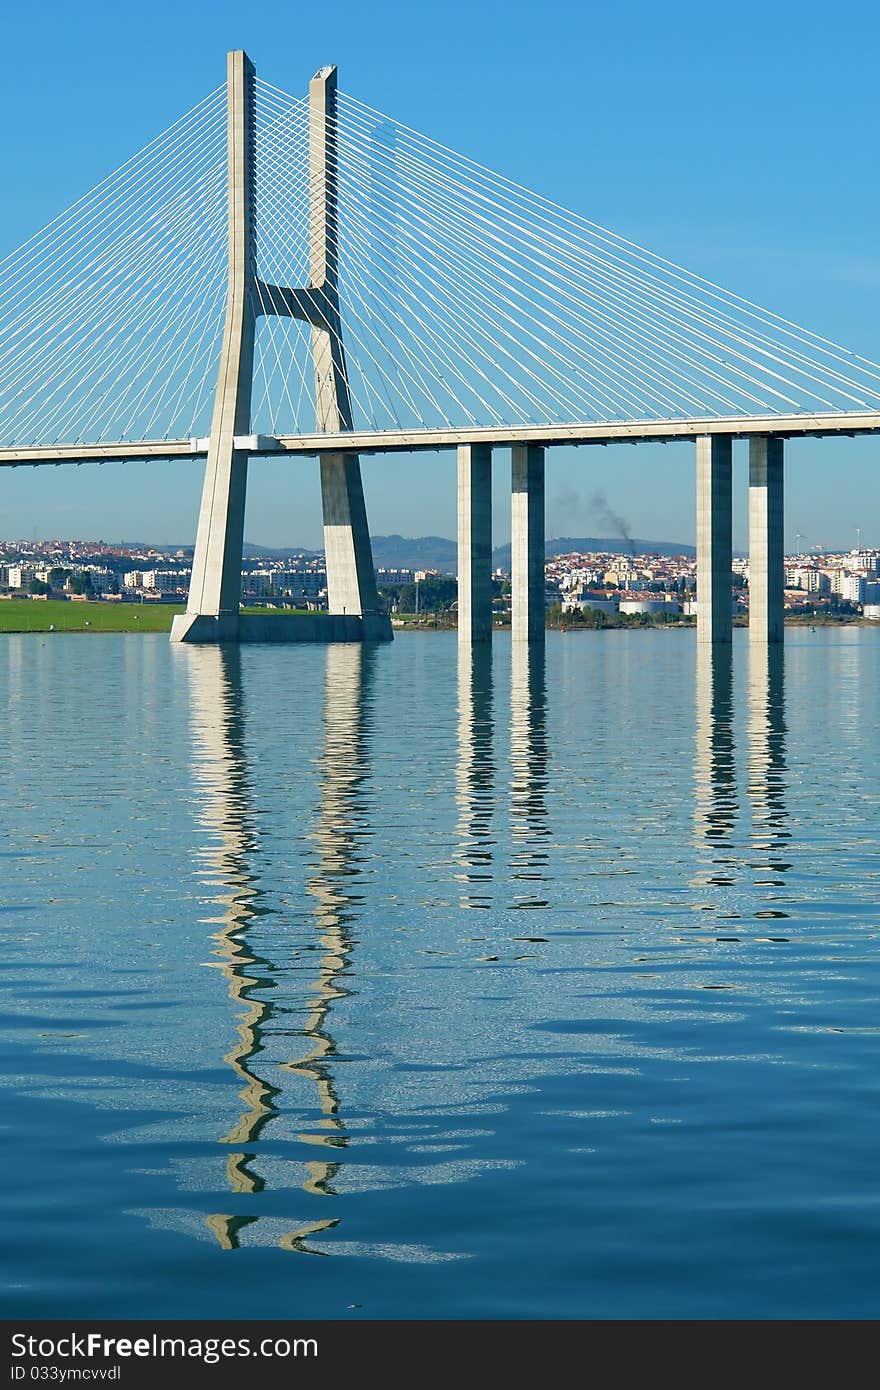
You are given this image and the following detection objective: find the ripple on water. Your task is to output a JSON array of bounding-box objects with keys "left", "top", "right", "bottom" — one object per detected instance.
[{"left": 2, "top": 629, "right": 880, "bottom": 1318}]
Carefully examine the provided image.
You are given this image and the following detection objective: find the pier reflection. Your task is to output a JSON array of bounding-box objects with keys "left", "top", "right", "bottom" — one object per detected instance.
[
  {"left": 286, "top": 643, "right": 375, "bottom": 1196},
  {"left": 747, "top": 644, "right": 790, "bottom": 885},
  {"left": 693, "top": 646, "right": 738, "bottom": 888},
  {"left": 185, "top": 642, "right": 373, "bottom": 1251},
  {"left": 509, "top": 642, "right": 550, "bottom": 908},
  {"left": 186, "top": 645, "right": 273, "bottom": 1249},
  {"left": 454, "top": 644, "right": 495, "bottom": 908}
]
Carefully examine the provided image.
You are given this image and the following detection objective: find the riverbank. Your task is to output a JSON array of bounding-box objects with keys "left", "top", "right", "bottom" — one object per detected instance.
[
  {"left": 0, "top": 601, "right": 319, "bottom": 632},
  {"left": 0, "top": 600, "right": 184, "bottom": 632},
  {"left": 0, "top": 599, "right": 875, "bottom": 634}
]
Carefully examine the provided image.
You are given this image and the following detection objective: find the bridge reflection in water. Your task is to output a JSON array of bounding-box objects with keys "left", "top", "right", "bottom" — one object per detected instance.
[
  {"left": 184, "top": 643, "right": 373, "bottom": 1251},
  {"left": 454, "top": 645, "right": 495, "bottom": 910},
  {"left": 454, "top": 641, "right": 550, "bottom": 913},
  {"left": 693, "top": 642, "right": 789, "bottom": 903},
  {"left": 509, "top": 643, "right": 549, "bottom": 910},
  {"left": 181, "top": 634, "right": 789, "bottom": 1251},
  {"left": 693, "top": 647, "right": 738, "bottom": 891},
  {"left": 746, "top": 645, "right": 791, "bottom": 891}
]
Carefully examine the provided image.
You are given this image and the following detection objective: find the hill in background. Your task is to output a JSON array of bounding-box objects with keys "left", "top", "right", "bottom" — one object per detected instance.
[
  {"left": 122, "top": 534, "right": 696, "bottom": 569},
  {"left": 363, "top": 534, "right": 695, "bottom": 571}
]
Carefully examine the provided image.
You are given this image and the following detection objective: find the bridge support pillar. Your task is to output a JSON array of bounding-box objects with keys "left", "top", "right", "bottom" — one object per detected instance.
[
  {"left": 748, "top": 436, "right": 784, "bottom": 644},
  {"left": 458, "top": 444, "right": 493, "bottom": 643},
  {"left": 308, "top": 66, "right": 388, "bottom": 641},
  {"left": 511, "top": 445, "right": 545, "bottom": 643},
  {"left": 321, "top": 451, "right": 390, "bottom": 640},
  {"left": 172, "top": 54, "right": 391, "bottom": 646},
  {"left": 172, "top": 50, "right": 255, "bottom": 646},
  {"left": 696, "top": 435, "right": 733, "bottom": 645}
]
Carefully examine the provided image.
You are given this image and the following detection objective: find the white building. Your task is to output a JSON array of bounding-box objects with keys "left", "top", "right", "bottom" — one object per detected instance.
[
  {"left": 811, "top": 569, "right": 832, "bottom": 594},
  {"left": 275, "top": 569, "right": 326, "bottom": 597},
  {"left": 839, "top": 574, "right": 866, "bottom": 604},
  {"left": 242, "top": 568, "right": 327, "bottom": 600},
  {"left": 123, "top": 569, "right": 185, "bottom": 593},
  {"left": 77, "top": 566, "right": 114, "bottom": 593},
  {"left": 619, "top": 598, "right": 682, "bottom": 616},
  {"left": 377, "top": 568, "right": 415, "bottom": 584},
  {"left": 559, "top": 567, "right": 602, "bottom": 592},
  {"left": 850, "top": 551, "right": 879, "bottom": 574},
  {"left": 563, "top": 595, "right": 618, "bottom": 614},
  {"left": 150, "top": 570, "right": 189, "bottom": 593}
]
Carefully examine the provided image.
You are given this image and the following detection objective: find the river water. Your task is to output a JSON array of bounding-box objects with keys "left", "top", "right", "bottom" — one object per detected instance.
[{"left": 2, "top": 627, "right": 879, "bottom": 1319}]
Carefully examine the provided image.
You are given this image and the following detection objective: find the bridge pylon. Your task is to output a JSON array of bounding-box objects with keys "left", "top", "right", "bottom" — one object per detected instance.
[{"left": 171, "top": 52, "right": 390, "bottom": 645}]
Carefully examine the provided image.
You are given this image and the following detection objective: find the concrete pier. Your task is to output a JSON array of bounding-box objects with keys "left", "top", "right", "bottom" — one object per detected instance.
[
  {"left": 748, "top": 436, "right": 784, "bottom": 644},
  {"left": 511, "top": 445, "right": 545, "bottom": 643},
  {"left": 173, "top": 52, "right": 255, "bottom": 645},
  {"left": 321, "top": 450, "right": 389, "bottom": 638},
  {"left": 457, "top": 444, "right": 493, "bottom": 643},
  {"left": 308, "top": 67, "right": 388, "bottom": 638},
  {"left": 696, "top": 434, "right": 733, "bottom": 645},
  {"left": 171, "top": 613, "right": 378, "bottom": 643},
  {"left": 173, "top": 55, "right": 390, "bottom": 646}
]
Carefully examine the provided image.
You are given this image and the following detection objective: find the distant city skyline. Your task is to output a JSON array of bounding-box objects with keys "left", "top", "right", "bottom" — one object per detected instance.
[
  {"left": 1, "top": 0, "right": 878, "bottom": 549},
  {"left": 5, "top": 528, "right": 877, "bottom": 620}
]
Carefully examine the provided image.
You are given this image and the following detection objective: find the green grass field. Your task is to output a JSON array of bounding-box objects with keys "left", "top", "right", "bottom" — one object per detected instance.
[
  {"left": 0, "top": 600, "right": 184, "bottom": 632},
  {"left": 0, "top": 601, "right": 329, "bottom": 632}
]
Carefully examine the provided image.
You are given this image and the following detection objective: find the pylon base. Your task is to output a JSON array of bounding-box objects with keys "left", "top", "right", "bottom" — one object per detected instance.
[{"left": 170, "top": 612, "right": 392, "bottom": 644}]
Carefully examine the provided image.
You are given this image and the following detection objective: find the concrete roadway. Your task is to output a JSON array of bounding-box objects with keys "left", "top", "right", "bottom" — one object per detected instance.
[{"left": 1, "top": 410, "right": 880, "bottom": 466}]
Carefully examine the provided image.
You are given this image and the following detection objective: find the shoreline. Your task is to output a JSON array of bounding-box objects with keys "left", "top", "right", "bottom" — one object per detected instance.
[{"left": 0, "top": 599, "right": 874, "bottom": 636}]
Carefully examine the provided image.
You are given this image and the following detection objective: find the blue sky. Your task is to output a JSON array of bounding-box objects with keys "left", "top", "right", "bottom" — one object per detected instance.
[{"left": 2, "top": 0, "right": 878, "bottom": 550}]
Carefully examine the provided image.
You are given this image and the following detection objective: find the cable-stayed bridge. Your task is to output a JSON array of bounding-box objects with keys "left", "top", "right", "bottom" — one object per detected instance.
[{"left": 2, "top": 50, "right": 877, "bottom": 645}]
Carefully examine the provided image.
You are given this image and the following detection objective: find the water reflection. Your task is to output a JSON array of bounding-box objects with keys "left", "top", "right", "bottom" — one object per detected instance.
[
  {"left": 287, "top": 644, "right": 375, "bottom": 1194},
  {"left": 185, "top": 643, "right": 373, "bottom": 1251},
  {"left": 693, "top": 646, "right": 737, "bottom": 887},
  {"left": 509, "top": 642, "right": 550, "bottom": 908},
  {"left": 12, "top": 629, "right": 880, "bottom": 1315},
  {"left": 747, "top": 644, "right": 790, "bottom": 885},
  {"left": 186, "top": 645, "right": 273, "bottom": 1249},
  {"left": 454, "top": 645, "right": 495, "bottom": 908}
]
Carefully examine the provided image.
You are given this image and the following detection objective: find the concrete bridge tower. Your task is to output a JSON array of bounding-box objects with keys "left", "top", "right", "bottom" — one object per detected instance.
[{"left": 172, "top": 52, "right": 390, "bottom": 644}]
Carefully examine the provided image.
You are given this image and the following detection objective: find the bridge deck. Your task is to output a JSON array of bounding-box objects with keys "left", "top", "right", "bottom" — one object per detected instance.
[{"left": 2, "top": 411, "right": 880, "bottom": 466}]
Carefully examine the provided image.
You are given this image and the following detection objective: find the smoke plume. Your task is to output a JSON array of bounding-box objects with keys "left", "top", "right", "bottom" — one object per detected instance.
[{"left": 588, "top": 490, "right": 635, "bottom": 556}]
